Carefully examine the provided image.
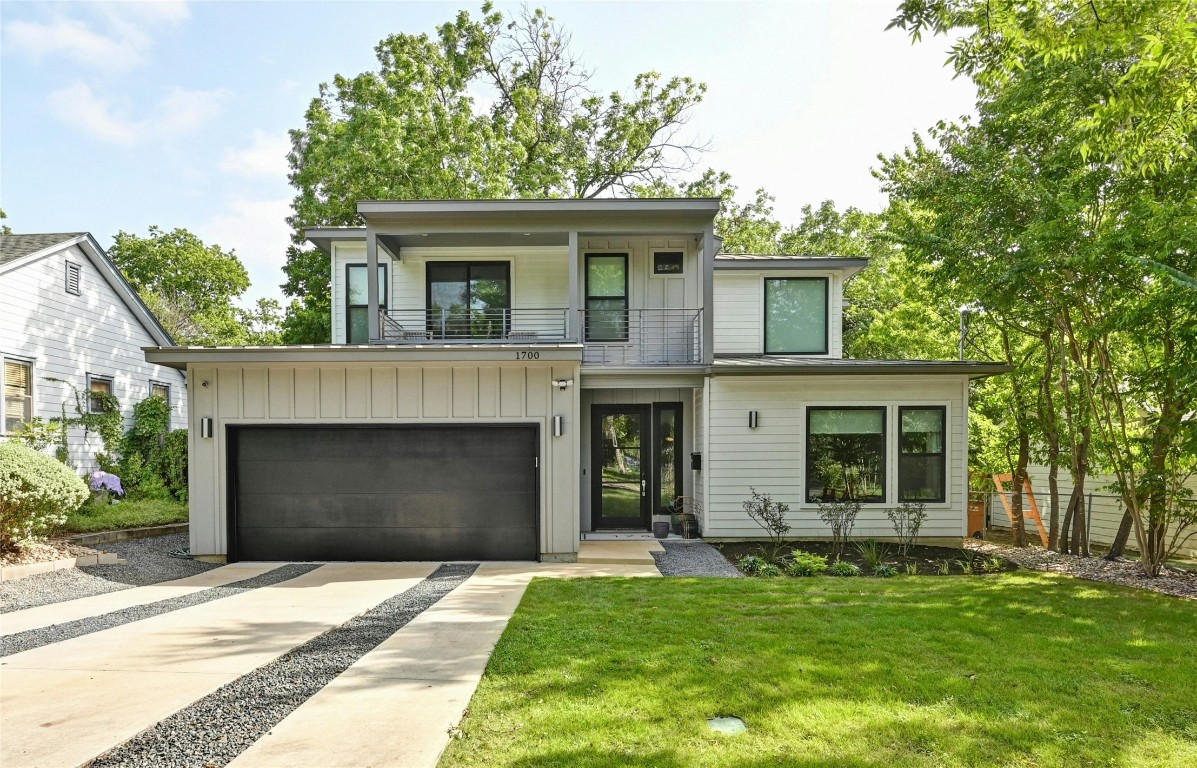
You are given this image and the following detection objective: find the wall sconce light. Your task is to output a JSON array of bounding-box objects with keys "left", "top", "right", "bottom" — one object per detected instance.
[
  {"left": 552, "top": 415, "right": 564, "bottom": 437},
  {"left": 552, "top": 379, "right": 574, "bottom": 391},
  {"left": 200, "top": 417, "right": 214, "bottom": 439},
  {"left": 748, "top": 410, "right": 759, "bottom": 429}
]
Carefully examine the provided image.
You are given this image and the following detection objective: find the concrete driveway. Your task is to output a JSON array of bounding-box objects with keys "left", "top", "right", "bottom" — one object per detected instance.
[{"left": 0, "top": 559, "right": 658, "bottom": 768}]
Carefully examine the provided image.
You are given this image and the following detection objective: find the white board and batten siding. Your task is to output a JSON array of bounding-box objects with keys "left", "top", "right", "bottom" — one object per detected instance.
[
  {"left": 702, "top": 375, "right": 970, "bottom": 540},
  {"left": 713, "top": 270, "right": 846, "bottom": 358},
  {"left": 0, "top": 243, "right": 187, "bottom": 471},
  {"left": 186, "top": 360, "right": 580, "bottom": 559}
]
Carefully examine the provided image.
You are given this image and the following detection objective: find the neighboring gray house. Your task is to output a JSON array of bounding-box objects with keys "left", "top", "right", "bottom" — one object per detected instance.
[
  {"left": 144, "top": 199, "right": 1006, "bottom": 563},
  {"left": 0, "top": 232, "right": 187, "bottom": 471}
]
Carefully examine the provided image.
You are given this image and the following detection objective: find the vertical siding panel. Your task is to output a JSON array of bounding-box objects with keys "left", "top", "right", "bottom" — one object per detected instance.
[
  {"left": 500, "top": 367, "right": 525, "bottom": 417},
  {"left": 242, "top": 368, "right": 267, "bottom": 418},
  {"left": 525, "top": 367, "right": 549, "bottom": 417},
  {"left": 452, "top": 367, "right": 478, "bottom": 417},
  {"left": 423, "top": 368, "right": 450, "bottom": 418},
  {"left": 371, "top": 367, "right": 395, "bottom": 418},
  {"left": 319, "top": 368, "right": 344, "bottom": 418},
  {"left": 477, "top": 367, "right": 499, "bottom": 417},
  {"left": 396, "top": 368, "right": 421, "bottom": 417},
  {"left": 217, "top": 368, "right": 242, "bottom": 418},
  {"left": 345, "top": 367, "right": 369, "bottom": 418},
  {"left": 294, "top": 368, "right": 318, "bottom": 418},
  {"left": 190, "top": 366, "right": 218, "bottom": 556},
  {"left": 268, "top": 368, "right": 292, "bottom": 419}
]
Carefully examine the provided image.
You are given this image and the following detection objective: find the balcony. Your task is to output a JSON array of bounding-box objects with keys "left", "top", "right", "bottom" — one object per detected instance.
[{"left": 376, "top": 307, "right": 703, "bottom": 366}]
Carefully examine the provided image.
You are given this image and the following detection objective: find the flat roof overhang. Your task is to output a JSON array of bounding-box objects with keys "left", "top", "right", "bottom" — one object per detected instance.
[
  {"left": 143, "top": 343, "right": 584, "bottom": 370},
  {"left": 711, "top": 356, "right": 1012, "bottom": 379}
]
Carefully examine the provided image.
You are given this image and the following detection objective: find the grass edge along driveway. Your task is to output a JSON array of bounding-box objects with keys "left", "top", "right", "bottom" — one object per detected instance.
[{"left": 439, "top": 573, "right": 1197, "bottom": 768}]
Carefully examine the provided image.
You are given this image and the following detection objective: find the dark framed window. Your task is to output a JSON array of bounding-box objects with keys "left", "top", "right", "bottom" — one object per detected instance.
[
  {"left": 87, "top": 374, "right": 113, "bottom": 414},
  {"left": 764, "top": 277, "right": 828, "bottom": 354},
  {"left": 346, "top": 263, "right": 388, "bottom": 344},
  {"left": 653, "top": 251, "right": 683, "bottom": 275},
  {"left": 426, "top": 262, "right": 511, "bottom": 338},
  {"left": 150, "top": 381, "right": 171, "bottom": 405},
  {"left": 653, "top": 402, "right": 683, "bottom": 513},
  {"left": 65, "top": 262, "right": 81, "bottom": 295},
  {"left": 585, "top": 253, "right": 628, "bottom": 341},
  {"left": 899, "top": 406, "right": 946, "bottom": 503},
  {"left": 3, "top": 359, "right": 33, "bottom": 434},
  {"left": 806, "top": 406, "right": 886, "bottom": 503}
]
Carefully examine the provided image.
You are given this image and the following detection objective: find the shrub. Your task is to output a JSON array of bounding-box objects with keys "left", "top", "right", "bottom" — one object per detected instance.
[
  {"left": 904, "top": 562, "right": 921, "bottom": 575},
  {"left": 956, "top": 556, "right": 976, "bottom": 574},
  {"left": 983, "top": 556, "right": 1006, "bottom": 573},
  {"left": 757, "top": 562, "right": 783, "bottom": 578},
  {"left": 742, "top": 487, "right": 791, "bottom": 564},
  {"left": 816, "top": 499, "right": 861, "bottom": 559},
  {"left": 0, "top": 442, "right": 88, "bottom": 549},
  {"left": 117, "top": 395, "right": 188, "bottom": 502},
  {"left": 937, "top": 559, "right": 952, "bottom": 575},
  {"left": 873, "top": 564, "right": 898, "bottom": 578},
  {"left": 786, "top": 551, "right": 829, "bottom": 577},
  {"left": 886, "top": 502, "right": 928, "bottom": 556},
  {"left": 829, "top": 560, "right": 861, "bottom": 577},
  {"left": 736, "top": 554, "right": 764, "bottom": 576},
  {"left": 854, "top": 539, "right": 889, "bottom": 570}
]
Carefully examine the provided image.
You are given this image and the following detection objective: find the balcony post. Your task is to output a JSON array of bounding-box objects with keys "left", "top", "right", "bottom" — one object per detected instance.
[
  {"left": 567, "top": 230, "right": 579, "bottom": 341},
  {"left": 366, "top": 230, "right": 379, "bottom": 342},
  {"left": 702, "top": 223, "right": 715, "bottom": 364}
]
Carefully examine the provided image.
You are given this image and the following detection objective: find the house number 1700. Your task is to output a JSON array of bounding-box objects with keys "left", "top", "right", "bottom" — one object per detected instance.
[{"left": 515, "top": 351, "right": 540, "bottom": 360}]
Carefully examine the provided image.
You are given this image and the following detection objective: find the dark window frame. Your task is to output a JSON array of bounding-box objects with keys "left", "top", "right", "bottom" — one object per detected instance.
[
  {"left": 424, "top": 260, "right": 512, "bottom": 338},
  {"left": 584, "top": 252, "right": 629, "bottom": 342},
  {"left": 65, "top": 262, "right": 81, "bottom": 295},
  {"left": 763, "top": 276, "right": 830, "bottom": 355},
  {"left": 652, "top": 250, "right": 684, "bottom": 275},
  {"left": 345, "top": 262, "right": 388, "bottom": 344},
  {"left": 898, "top": 405, "right": 947, "bottom": 504},
  {"left": 86, "top": 373, "right": 114, "bottom": 415},
  {"left": 805, "top": 405, "right": 887, "bottom": 504},
  {"left": 652, "top": 402, "right": 684, "bottom": 514}
]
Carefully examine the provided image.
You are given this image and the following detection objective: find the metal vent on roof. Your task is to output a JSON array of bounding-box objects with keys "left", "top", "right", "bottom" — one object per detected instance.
[{"left": 65, "top": 262, "right": 81, "bottom": 295}]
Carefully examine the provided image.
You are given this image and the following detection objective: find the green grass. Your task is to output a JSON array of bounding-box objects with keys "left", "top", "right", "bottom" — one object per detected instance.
[
  {"left": 439, "top": 574, "right": 1197, "bottom": 768},
  {"left": 60, "top": 498, "right": 188, "bottom": 534}
]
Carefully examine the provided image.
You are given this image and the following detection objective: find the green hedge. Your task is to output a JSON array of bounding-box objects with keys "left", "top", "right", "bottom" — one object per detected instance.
[{"left": 0, "top": 442, "right": 88, "bottom": 549}]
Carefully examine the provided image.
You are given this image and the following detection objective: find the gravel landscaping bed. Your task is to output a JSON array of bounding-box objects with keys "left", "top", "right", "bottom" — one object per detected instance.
[
  {"left": 965, "top": 539, "right": 1197, "bottom": 599},
  {"left": 88, "top": 562, "right": 478, "bottom": 768},
  {"left": 0, "top": 533, "right": 217, "bottom": 614},
  {"left": 1, "top": 563, "right": 321, "bottom": 657},
  {"left": 653, "top": 540, "right": 743, "bottom": 577}
]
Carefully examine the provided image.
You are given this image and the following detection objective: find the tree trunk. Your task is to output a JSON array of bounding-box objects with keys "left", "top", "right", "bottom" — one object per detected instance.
[
  {"left": 1107, "top": 510, "right": 1133, "bottom": 559},
  {"left": 1042, "top": 330, "right": 1061, "bottom": 551},
  {"left": 1010, "top": 430, "right": 1031, "bottom": 548}
]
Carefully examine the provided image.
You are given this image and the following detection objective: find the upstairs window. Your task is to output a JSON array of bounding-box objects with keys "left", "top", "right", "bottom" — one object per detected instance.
[
  {"left": 65, "top": 262, "right": 81, "bottom": 295},
  {"left": 3, "top": 359, "right": 32, "bottom": 434},
  {"left": 346, "top": 264, "right": 388, "bottom": 344},
  {"left": 764, "top": 277, "right": 828, "bottom": 355},
  {"left": 899, "top": 407, "right": 946, "bottom": 503},
  {"left": 426, "top": 262, "right": 510, "bottom": 338},
  {"left": 806, "top": 407, "right": 886, "bottom": 503},
  {"left": 585, "top": 253, "right": 628, "bottom": 341},
  {"left": 150, "top": 381, "right": 171, "bottom": 405}
]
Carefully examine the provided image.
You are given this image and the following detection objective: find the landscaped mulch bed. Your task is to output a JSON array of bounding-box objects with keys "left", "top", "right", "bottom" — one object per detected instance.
[
  {"left": 717, "top": 540, "right": 1018, "bottom": 575},
  {"left": 0, "top": 538, "right": 101, "bottom": 567},
  {"left": 965, "top": 538, "right": 1197, "bottom": 600}
]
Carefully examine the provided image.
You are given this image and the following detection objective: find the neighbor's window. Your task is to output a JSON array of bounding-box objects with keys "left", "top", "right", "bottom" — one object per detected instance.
[
  {"left": 3, "top": 359, "right": 33, "bottom": 434},
  {"left": 764, "top": 277, "right": 828, "bottom": 354},
  {"left": 585, "top": 253, "right": 629, "bottom": 341},
  {"left": 899, "top": 407, "right": 946, "bottom": 503},
  {"left": 87, "top": 375, "right": 113, "bottom": 414},
  {"left": 653, "top": 251, "right": 683, "bottom": 275},
  {"left": 346, "top": 263, "right": 388, "bottom": 344},
  {"left": 806, "top": 407, "right": 886, "bottom": 503},
  {"left": 150, "top": 381, "right": 171, "bottom": 405},
  {"left": 65, "top": 262, "right": 82, "bottom": 295}
]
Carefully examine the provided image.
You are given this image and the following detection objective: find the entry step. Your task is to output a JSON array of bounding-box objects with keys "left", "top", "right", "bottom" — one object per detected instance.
[{"left": 576, "top": 540, "right": 663, "bottom": 565}]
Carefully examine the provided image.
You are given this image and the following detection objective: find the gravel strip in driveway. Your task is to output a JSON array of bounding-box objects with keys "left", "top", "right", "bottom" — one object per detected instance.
[
  {"left": 653, "top": 540, "right": 743, "bottom": 577},
  {"left": 1, "top": 533, "right": 217, "bottom": 613},
  {"left": 87, "top": 562, "right": 477, "bottom": 768},
  {"left": 1, "top": 563, "right": 321, "bottom": 657}
]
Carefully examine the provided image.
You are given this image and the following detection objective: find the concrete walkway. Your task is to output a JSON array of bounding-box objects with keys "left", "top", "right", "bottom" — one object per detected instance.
[{"left": 0, "top": 559, "right": 657, "bottom": 768}]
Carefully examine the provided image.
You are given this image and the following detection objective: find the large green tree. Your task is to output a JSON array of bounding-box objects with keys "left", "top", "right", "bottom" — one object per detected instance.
[{"left": 282, "top": 3, "right": 707, "bottom": 342}]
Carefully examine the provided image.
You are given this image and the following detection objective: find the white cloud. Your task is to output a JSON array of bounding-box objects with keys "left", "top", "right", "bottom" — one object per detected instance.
[
  {"left": 219, "top": 131, "right": 291, "bottom": 181},
  {"left": 199, "top": 197, "right": 293, "bottom": 304},
  {"left": 3, "top": 2, "right": 189, "bottom": 73},
  {"left": 47, "top": 82, "right": 228, "bottom": 145}
]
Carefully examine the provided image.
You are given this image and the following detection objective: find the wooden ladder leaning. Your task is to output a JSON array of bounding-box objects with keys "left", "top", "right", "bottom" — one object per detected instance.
[{"left": 991, "top": 473, "right": 1049, "bottom": 547}]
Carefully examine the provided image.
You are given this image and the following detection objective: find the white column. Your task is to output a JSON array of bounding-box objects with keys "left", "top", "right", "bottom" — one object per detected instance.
[
  {"left": 366, "top": 230, "right": 379, "bottom": 342},
  {"left": 702, "top": 224, "right": 715, "bottom": 364},
  {"left": 567, "top": 230, "right": 579, "bottom": 341}
]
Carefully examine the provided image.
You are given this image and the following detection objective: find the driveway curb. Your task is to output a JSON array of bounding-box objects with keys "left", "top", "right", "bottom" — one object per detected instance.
[
  {"left": 69, "top": 522, "right": 189, "bottom": 547},
  {"left": 0, "top": 553, "right": 121, "bottom": 582}
]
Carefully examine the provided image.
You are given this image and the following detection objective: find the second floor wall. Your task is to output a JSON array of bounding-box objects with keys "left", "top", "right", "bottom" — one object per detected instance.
[{"left": 713, "top": 267, "right": 847, "bottom": 358}]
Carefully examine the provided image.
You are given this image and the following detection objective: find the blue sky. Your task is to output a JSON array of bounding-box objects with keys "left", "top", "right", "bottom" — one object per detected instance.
[{"left": 1, "top": 1, "right": 975, "bottom": 304}]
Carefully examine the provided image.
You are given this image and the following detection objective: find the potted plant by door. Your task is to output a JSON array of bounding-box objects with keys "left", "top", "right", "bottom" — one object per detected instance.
[
  {"left": 652, "top": 508, "right": 672, "bottom": 539},
  {"left": 673, "top": 495, "right": 703, "bottom": 539}
]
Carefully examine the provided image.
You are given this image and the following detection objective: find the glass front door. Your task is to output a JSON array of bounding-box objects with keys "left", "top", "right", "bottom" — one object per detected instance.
[{"left": 591, "top": 403, "right": 684, "bottom": 531}]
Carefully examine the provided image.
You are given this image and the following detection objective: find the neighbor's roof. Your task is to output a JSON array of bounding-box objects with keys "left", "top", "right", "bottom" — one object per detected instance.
[
  {"left": 0, "top": 232, "right": 86, "bottom": 265},
  {"left": 713, "top": 355, "right": 1010, "bottom": 378}
]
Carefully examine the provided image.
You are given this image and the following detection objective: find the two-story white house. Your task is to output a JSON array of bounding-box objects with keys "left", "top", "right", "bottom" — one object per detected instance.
[
  {"left": 144, "top": 199, "right": 1005, "bottom": 563},
  {"left": 1, "top": 232, "right": 187, "bottom": 471}
]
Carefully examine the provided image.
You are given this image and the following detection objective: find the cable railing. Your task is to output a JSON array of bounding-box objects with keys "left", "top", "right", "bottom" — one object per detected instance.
[
  {"left": 378, "top": 308, "right": 571, "bottom": 342},
  {"left": 579, "top": 308, "right": 703, "bottom": 365}
]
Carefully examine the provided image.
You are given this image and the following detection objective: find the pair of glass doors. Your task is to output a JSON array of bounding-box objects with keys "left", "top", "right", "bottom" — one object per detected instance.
[{"left": 591, "top": 403, "right": 683, "bottom": 530}]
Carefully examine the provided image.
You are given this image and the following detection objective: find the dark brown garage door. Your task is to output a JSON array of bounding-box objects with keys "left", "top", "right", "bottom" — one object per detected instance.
[{"left": 229, "top": 425, "right": 538, "bottom": 562}]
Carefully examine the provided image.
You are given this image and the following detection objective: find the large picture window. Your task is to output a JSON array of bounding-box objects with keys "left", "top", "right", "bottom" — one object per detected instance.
[
  {"left": 346, "top": 263, "right": 388, "bottom": 344},
  {"left": 426, "top": 262, "right": 510, "bottom": 338},
  {"left": 899, "top": 407, "right": 946, "bottom": 503},
  {"left": 764, "top": 277, "right": 828, "bottom": 354},
  {"left": 3, "top": 359, "right": 32, "bottom": 434},
  {"left": 806, "top": 407, "right": 886, "bottom": 503},
  {"left": 585, "top": 254, "right": 628, "bottom": 341}
]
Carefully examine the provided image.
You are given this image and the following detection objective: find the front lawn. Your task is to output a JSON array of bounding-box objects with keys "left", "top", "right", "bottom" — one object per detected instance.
[
  {"left": 59, "top": 498, "right": 188, "bottom": 534},
  {"left": 439, "top": 574, "right": 1197, "bottom": 768}
]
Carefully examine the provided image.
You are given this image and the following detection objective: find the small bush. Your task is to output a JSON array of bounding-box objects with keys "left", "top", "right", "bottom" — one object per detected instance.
[
  {"left": 757, "top": 562, "right": 784, "bottom": 578},
  {"left": 736, "top": 554, "right": 764, "bottom": 576},
  {"left": 829, "top": 560, "right": 861, "bottom": 577},
  {"left": 956, "top": 556, "right": 975, "bottom": 574},
  {"left": 904, "top": 562, "right": 921, "bottom": 575},
  {"left": 742, "top": 487, "right": 790, "bottom": 564},
  {"left": 983, "top": 556, "right": 1006, "bottom": 573},
  {"left": 0, "top": 442, "right": 88, "bottom": 549},
  {"left": 786, "top": 551, "right": 829, "bottom": 577},
  {"left": 854, "top": 539, "right": 889, "bottom": 570},
  {"left": 938, "top": 559, "right": 952, "bottom": 575},
  {"left": 816, "top": 499, "right": 861, "bottom": 559},
  {"left": 886, "top": 502, "right": 928, "bottom": 556},
  {"left": 873, "top": 564, "right": 899, "bottom": 578}
]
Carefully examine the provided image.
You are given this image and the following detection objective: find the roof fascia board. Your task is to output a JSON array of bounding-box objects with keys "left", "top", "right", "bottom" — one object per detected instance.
[
  {"left": 143, "top": 344, "right": 585, "bottom": 369},
  {"left": 356, "top": 199, "right": 721, "bottom": 216},
  {"left": 714, "top": 258, "right": 870, "bottom": 270},
  {"left": 711, "top": 362, "right": 1010, "bottom": 378},
  {"left": 0, "top": 234, "right": 89, "bottom": 274},
  {"left": 79, "top": 234, "right": 175, "bottom": 347}
]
